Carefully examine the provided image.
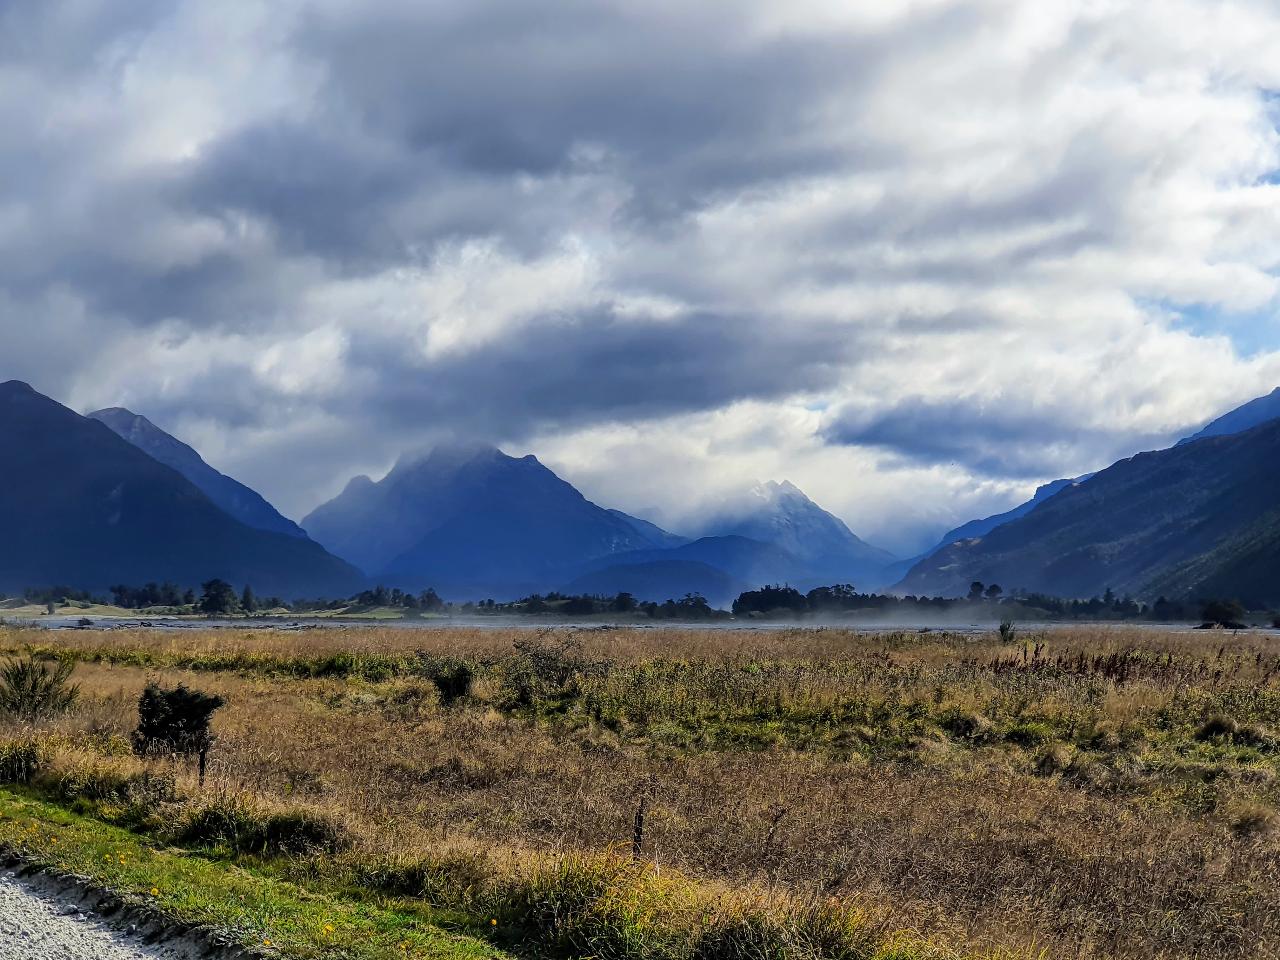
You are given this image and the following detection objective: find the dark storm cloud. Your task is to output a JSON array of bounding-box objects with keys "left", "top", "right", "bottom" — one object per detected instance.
[
  {"left": 349, "top": 309, "right": 864, "bottom": 437},
  {"left": 0, "top": 0, "right": 1277, "bottom": 529},
  {"left": 824, "top": 398, "right": 1176, "bottom": 478}
]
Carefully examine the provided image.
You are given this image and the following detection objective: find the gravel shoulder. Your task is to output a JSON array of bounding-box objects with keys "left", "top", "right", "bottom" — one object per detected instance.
[{"left": 0, "top": 869, "right": 206, "bottom": 960}]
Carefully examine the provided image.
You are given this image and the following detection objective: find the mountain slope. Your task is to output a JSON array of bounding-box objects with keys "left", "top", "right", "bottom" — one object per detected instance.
[
  {"left": 1178, "top": 386, "right": 1280, "bottom": 445},
  {"left": 707, "top": 481, "right": 897, "bottom": 585},
  {"left": 575, "top": 535, "right": 803, "bottom": 589},
  {"left": 897, "top": 419, "right": 1280, "bottom": 604},
  {"left": 304, "top": 444, "right": 657, "bottom": 596},
  {"left": 923, "top": 476, "right": 1090, "bottom": 557},
  {"left": 606, "top": 509, "right": 689, "bottom": 548},
  {"left": 88, "top": 407, "right": 307, "bottom": 539},
  {"left": 563, "top": 559, "right": 744, "bottom": 607},
  {"left": 0, "top": 382, "right": 362, "bottom": 598}
]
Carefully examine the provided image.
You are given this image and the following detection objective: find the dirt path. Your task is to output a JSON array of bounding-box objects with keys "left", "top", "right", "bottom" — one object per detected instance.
[{"left": 0, "top": 869, "right": 204, "bottom": 960}]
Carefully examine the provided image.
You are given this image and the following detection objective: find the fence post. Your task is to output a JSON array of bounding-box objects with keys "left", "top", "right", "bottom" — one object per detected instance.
[{"left": 632, "top": 792, "right": 648, "bottom": 858}]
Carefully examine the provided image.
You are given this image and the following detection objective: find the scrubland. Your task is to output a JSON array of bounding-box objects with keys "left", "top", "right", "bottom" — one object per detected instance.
[{"left": 1, "top": 624, "right": 1278, "bottom": 960}]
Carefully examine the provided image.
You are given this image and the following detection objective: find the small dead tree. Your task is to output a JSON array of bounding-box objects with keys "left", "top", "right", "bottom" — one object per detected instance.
[{"left": 131, "top": 683, "right": 225, "bottom": 785}]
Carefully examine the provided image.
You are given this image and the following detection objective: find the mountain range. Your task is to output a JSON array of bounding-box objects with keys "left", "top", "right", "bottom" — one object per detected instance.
[
  {"left": 898, "top": 402, "right": 1280, "bottom": 605},
  {"left": 300, "top": 445, "right": 893, "bottom": 603},
  {"left": 5, "top": 376, "right": 1280, "bottom": 608},
  {"left": 88, "top": 407, "right": 307, "bottom": 540},
  {"left": 0, "top": 382, "right": 361, "bottom": 598},
  {"left": 303, "top": 444, "right": 669, "bottom": 598}
]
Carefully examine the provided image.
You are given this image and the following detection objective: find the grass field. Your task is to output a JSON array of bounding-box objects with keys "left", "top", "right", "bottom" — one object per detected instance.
[{"left": 1, "top": 623, "right": 1278, "bottom": 959}]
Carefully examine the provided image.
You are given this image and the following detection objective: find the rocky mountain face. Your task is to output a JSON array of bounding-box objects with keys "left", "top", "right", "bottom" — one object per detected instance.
[
  {"left": 0, "top": 382, "right": 362, "bottom": 598},
  {"left": 88, "top": 407, "right": 307, "bottom": 539}
]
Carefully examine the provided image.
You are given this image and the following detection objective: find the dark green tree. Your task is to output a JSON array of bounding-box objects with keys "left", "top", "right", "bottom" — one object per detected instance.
[
  {"left": 199, "top": 579, "right": 239, "bottom": 615},
  {"left": 1201, "top": 598, "right": 1246, "bottom": 626},
  {"left": 240, "top": 584, "right": 257, "bottom": 613}
]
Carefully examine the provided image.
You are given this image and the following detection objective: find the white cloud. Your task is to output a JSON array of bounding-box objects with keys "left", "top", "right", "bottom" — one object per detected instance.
[{"left": 0, "top": 0, "right": 1278, "bottom": 551}]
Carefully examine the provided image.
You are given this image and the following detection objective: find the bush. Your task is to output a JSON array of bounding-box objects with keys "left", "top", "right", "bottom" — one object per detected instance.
[
  {"left": 694, "top": 898, "right": 881, "bottom": 960},
  {"left": 427, "top": 659, "right": 474, "bottom": 705},
  {"left": 174, "top": 794, "right": 348, "bottom": 856},
  {"left": 1195, "top": 715, "right": 1239, "bottom": 742},
  {"left": 132, "top": 684, "right": 225, "bottom": 757},
  {"left": 0, "top": 652, "right": 80, "bottom": 721},
  {"left": 1005, "top": 721, "right": 1054, "bottom": 746},
  {"left": 344, "top": 850, "right": 493, "bottom": 904},
  {"left": 0, "top": 738, "right": 44, "bottom": 784},
  {"left": 939, "top": 710, "right": 995, "bottom": 743},
  {"left": 998, "top": 619, "right": 1017, "bottom": 643},
  {"left": 490, "top": 855, "right": 694, "bottom": 960}
]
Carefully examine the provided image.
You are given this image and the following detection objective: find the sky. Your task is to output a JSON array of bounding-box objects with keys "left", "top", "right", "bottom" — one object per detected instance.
[{"left": 1, "top": 0, "right": 1279, "bottom": 556}]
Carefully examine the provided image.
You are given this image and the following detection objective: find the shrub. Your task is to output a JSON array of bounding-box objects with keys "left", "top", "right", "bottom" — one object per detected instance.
[
  {"left": 0, "top": 652, "right": 79, "bottom": 721},
  {"left": 132, "top": 684, "right": 225, "bottom": 757},
  {"left": 998, "top": 619, "right": 1017, "bottom": 643},
  {"left": 500, "top": 634, "right": 606, "bottom": 708},
  {"left": 174, "top": 794, "right": 348, "bottom": 856},
  {"left": 694, "top": 898, "right": 881, "bottom": 960},
  {"left": 1005, "top": 721, "right": 1054, "bottom": 746},
  {"left": 938, "top": 710, "right": 995, "bottom": 743},
  {"left": 490, "top": 855, "right": 694, "bottom": 960},
  {"left": 1195, "top": 715, "right": 1239, "bottom": 742},
  {"left": 344, "top": 850, "right": 492, "bottom": 905},
  {"left": 0, "top": 738, "right": 44, "bottom": 784},
  {"left": 427, "top": 659, "right": 474, "bottom": 705}
]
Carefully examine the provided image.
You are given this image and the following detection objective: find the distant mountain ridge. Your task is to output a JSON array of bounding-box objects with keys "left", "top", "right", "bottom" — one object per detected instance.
[
  {"left": 303, "top": 443, "right": 672, "bottom": 597},
  {"left": 0, "top": 381, "right": 362, "bottom": 598},
  {"left": 902, "top": 386, "right": 1280, "bottom": 581},
  {"left": 703, "top": 480, "right": 898, "bottom": 586},
  {"left": 1178, "top": 387, "right": 1280, "bottom": 445},
  {"left": 88, "top": 407, "right": 307, "bottom": 539},
  {"left": 922, "top": 475, "right": 1092, "bottom": 558},
  {"left": 305, "top": 444, "right": 897, "bottom": 602},
  {"left": 897, "top": 416, "right": 1280, "bottom": 605}
]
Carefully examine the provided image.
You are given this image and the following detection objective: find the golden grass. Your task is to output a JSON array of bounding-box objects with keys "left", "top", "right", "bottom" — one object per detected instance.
[{"left": 2, "top": 623, "right": 1278, "bottom": 959}]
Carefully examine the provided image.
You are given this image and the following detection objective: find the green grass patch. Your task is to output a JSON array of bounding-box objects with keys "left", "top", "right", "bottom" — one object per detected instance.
[{"left": 0, "top": 787, "right": 510, "bottom": 960}]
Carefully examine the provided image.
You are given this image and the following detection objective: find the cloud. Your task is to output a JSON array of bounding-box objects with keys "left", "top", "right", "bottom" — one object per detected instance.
[{"left": 1, "top": 0, "right": 1279, "bottom": 549}]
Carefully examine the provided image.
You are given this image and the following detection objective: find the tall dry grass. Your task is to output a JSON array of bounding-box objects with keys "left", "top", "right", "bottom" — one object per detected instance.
[{"left": 1, "top": 623, "right": 1278, "bottom": 959}]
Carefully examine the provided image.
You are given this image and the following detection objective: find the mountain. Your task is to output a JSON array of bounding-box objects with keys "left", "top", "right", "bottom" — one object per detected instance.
[
  {"left": 1178, "top": 387, "right": 1280, "bottom": 445},
  {"left": 88, "top": 407, "right": 307, "bottom": 539},
  {"left": 579, "top": 535, "right": 802, "bottom": 587},
  {"left": 563, "top": 559, "right": 745, "bottom": 607},
  {"left": 922, "top": 476, "right": 1091, "bottom": 557},
  {"left": 0, "top": 382, "right": 362, "bottom": 598},
  {"left": 897, "top": 417, "right": 1280, "bottom": 605},
  {"left": 904, "top": 386, "right": 1280, "bottom": 577},
  {"left": 606, "top": 509, "right": 689, "bottom": 548},
  {"left": 706, "top": 481, "right": 898, "bottom": 586},
  {"left": 303, "top": 443, "right": 660, "bottom": 597}
]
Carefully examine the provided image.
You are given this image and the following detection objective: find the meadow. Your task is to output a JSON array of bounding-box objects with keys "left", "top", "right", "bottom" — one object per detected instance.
[{"left": 1, "top": 623, "right": 1278, "bottom": 960}]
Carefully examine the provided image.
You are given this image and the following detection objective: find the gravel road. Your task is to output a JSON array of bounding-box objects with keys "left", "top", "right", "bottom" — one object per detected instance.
[{"left": 0, "top": 870, "right": 203, "bottom": 959}]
